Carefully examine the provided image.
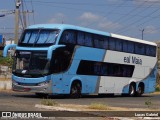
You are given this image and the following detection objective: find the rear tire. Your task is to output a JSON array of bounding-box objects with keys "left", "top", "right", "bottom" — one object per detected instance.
[
  {"left": 136, "top": 85, "right": 143, "bottom": 97},
  {"left": 129, "top": 84, "right": 136, "bottom": 97},
  {"left": 70, "top": 82, "right": 82, "bottom": 98}
]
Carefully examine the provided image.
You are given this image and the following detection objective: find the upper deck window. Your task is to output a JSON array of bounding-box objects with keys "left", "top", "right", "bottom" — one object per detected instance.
[
  {"left": 19, "top": 29, "right": 60, "bottom": 47},
  {"left": 60, "top": 30, "right": 76, "bottom": 44}
]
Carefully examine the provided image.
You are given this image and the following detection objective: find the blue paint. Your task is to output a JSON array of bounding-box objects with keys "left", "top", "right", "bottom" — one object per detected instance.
[
  {"left": 74, "top": 46, "right": 106, "bottom": 61},
  {"left": 3, "top": 44, "right": 17, "bottom": 57},
  {"left": 16, "top": 45, "right": 65, "bottom": 60},
  {"left": 51, "top": 47, "right": 105, "bottom": 94},
  {"left": 122, "top": 64, "right": 157, "bottom": 94},
  {"left": 12, "top": 74, "right": 51, "bottom": 83}
]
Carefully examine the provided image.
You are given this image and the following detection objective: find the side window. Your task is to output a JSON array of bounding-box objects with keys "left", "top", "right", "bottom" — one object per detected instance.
[
  {"left": 123, "top": 41, "right": 128, "bottom": 52},
  {"left": 109, "top": 37, "right": 115, "bottom": 50},
  {"left": 94, "top": 35, "right": 104, "bottom": 49},
  {"left": 60, "top": 30, "right": 76, "bottom": 44},
  {"left": 77, "top": 32, "right": 85, "bottom": 45},
  {"left": 94, "top": 35, "right": 108, "bottom": 49},
  {"left": 103, "top": 37, "right": 109, "bottom": 49},
  {"left": 84, "top": 33, "right": 92, "bottom": 47},
  {"left": 127, "top": 41, "right": 134, "bottom": 53},
  {"left": 135, "top": 43, "right": 145, "bottom": 55},
  {"left": 146, "top": 45, "right": 156, "bottom": 57},
  {"left": 77, "top": 60, "right": 134, "bottom": 77},
  {"left": 77, "top": 32, "right": 93, "bottom": 47},
  {"left": 115, "top": 39, "right": 122, "bottom": 51}
]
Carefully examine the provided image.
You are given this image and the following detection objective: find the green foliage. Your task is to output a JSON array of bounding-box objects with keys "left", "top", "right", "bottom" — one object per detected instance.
[
  {"left": 41, "top": 99, "right": 58, "bottom": 106},
  {"left": 155, "top": 84, "right": 160, "bottom": 91},
  {"left": 145, "top": 99, "right": 152, "bottom": 108},
  {"left": 88, "top": 103, "right": 110, "bottom": 110},
  {"left": 0, "top": 56, "right": 13, "bottom": 67},
  {"left": 0, "top": 51, "right": 13, "bottom": 67}
]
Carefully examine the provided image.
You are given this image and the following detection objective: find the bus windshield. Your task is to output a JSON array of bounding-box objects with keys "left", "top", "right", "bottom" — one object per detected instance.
[
  {"left": 19, "top": 29, "right": 60, "bottom": 47},
  {"left": 13, "top": 51, "right": 50, "bottom": 77}
]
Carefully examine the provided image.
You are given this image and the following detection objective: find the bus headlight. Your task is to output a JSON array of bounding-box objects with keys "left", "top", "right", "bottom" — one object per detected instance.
[
  {"left": 12, "top": 80, "right": 18, "bottom": 85},
  {"left": 38, "top": 81, "right": 49, "bottom": 86}
]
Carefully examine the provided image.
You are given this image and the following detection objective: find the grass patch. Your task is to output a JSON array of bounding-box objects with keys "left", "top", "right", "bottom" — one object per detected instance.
[
  {"left": 145, "top": 98, "right": 152, "bottom": 108},
  {"left": 41, "top": 99, "right": 58, "bottom": 106},
  {"left": 88, "top": 103, "right": 110, "bottom": 110},
  {"left": 156, "top": 84, "right": 160, "bottom": 92},
  {"left": 0, "top": 57, "right": 13, "bottom": 67}
]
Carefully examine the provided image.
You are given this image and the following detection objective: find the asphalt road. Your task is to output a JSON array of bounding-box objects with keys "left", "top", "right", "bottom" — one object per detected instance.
[
  {"left": 0, "top": 91, "right": 160, "bottom": 120},
  {"left": 0, "top": 91, "right": 160, "bottom": 110}
]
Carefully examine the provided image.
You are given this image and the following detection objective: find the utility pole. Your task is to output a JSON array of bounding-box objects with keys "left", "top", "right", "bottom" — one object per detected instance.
[
  {"left": 139, "top": 29, "right": 144, "bottom": 40},
  {"left": 21, "top": 0, "right": 26, "bottom": 29},
  {"left": 15, "top": 0, "right": 21, "bottom": 44},
  {"left": 22, "top": 10, "right": 34, "bottom": 29},
  {"left": 142, "top": 29, "right": 144, "bottom": 40}
]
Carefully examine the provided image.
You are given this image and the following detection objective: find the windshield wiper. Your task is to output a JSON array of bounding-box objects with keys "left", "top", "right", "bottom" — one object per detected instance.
[{"left": 33, "top": 29, "right": 41, "bottom": 46}]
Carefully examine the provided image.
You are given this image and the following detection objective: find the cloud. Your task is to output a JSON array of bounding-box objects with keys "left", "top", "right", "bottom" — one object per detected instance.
[
  {"left": 78, "top": 12, "right": 122, "bottom": 31},
  {"left": 145, "top": 25, "right": 158, "bottom": 34},
  {"left": 98, "top": 21, "right": 121, "bottom": 30},
  {"left": 48, "top": 13, "right": 66, "bottom": 23},
  {"left": 79, "top": 12, "right": 99, "bottom": 22}
]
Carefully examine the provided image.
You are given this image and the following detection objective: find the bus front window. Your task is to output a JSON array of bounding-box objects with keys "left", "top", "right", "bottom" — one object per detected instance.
[
  {"left": 13, "top": 51, "right": 50, "bottom": 77},
  {"left": 18, "top": 29, "right": 60, "bottom": 47}
]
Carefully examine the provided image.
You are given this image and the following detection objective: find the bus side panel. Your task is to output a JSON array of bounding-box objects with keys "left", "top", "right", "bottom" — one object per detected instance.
[
  {"left": 99, "top": 77, "right": 131, "bottom": 94},
  {"left": 143, "top": 64, "right": 157, "bottom": 93},
  {"left": 74, "top": 46, "right": 106, "bottom": 61},
  {"left": 51, "top": 47, "right": 106, "bottom": 95},
  {"left": 122, "top": 64, "right": 157, "bottom": 94}
]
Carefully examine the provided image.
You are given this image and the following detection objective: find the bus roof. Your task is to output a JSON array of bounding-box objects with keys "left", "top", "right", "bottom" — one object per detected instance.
[
  {"left": 27, "top": 24, "right": 110, "bottom": 37},
  {"left": 111, "top": 33, "right": 157, "bottom": 46},
  {"left": 28, "top": 24, "right": 157, "bottom": 46}
]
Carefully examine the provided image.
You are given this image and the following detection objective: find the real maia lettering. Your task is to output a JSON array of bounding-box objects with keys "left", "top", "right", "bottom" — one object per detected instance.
[{"left": 124, "top": 56, "right": 142, "bottom": 65}]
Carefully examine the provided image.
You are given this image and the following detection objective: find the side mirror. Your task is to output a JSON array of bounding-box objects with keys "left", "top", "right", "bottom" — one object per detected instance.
[{"left": 3, "top": 44, "right": 17, "bottom": 57}]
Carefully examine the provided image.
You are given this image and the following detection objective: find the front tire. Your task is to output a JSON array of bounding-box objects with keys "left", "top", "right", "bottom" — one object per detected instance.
[{"left": 70, "top": 82, "right": 82, "bottom": 98}]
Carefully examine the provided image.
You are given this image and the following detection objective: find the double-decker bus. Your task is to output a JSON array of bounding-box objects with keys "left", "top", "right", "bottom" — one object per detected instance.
[{"left": 3, "top": 24, "right": 157, "bottom": 98}]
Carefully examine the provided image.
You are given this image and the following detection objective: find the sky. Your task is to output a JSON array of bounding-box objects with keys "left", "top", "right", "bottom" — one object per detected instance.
[{"left": 0, "top": 0, "right": 160, "bottom": 42}]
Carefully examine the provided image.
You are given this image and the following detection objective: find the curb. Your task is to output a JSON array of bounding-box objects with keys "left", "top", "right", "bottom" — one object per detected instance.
[{"left": 35, "top": 104, "right": 107, "bottom": 117}]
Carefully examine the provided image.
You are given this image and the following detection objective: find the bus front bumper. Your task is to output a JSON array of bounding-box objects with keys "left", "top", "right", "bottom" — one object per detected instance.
[{"left": 12, "top": 80, "right": 52, "bottom": 94}]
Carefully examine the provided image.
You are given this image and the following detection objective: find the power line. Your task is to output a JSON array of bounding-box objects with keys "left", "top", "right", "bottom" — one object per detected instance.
[
  {"left": 86, "top": 0, "right": 127, "bottom": 28},
  {"left": 31, "top": 0, "right": 35, "bottom": 24},
  {"left": 115, "top": 6, "right": 160, "bottom": 34}
]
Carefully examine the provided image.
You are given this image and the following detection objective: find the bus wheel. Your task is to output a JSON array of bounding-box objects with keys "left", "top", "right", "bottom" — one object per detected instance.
[
  {"left": 129, "top": 84, "right": 136, "bottom": 97},
  {"left": 136, "top": 84, "right": 144, "bottom": 97},
  {"left": 70, "top": 82, "right": 82, "bottom": 98}
]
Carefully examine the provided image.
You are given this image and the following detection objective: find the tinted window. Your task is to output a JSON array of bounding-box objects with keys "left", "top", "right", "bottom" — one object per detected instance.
[
  {"left": 146, "top": 45, "right": 156, "bottom": 57},
  {"left": 77, "top": 60, "right": 134, "bottom": 77},
  {"left": 20, "top": 29, "right": 59, "bottom": 44},
  {"left": 94, "top": 35, "right": 104, "bottom": 48},
  {"left": 60, "top": 30, "right": 76, "bottom": 44},
  {"left": 84, "top": 33, "right": 92, "bottom": 46},
  {"left": 94, "top": 35, "right": 109, "bottom": 49},
  {"left": 135, "top": 43, "right": 145, "bottom": 55},
  {"left": 77, "top": 32, "right": 85, "bottom": 45},
  {"left": 115, "top": 39, "right": 122, "bottom": 51},
  {"left": 109, "top": 38, "right": 115, "bottom": 50},
  {"left": 123, "top": 41, "right": 128, "bottom": 52},
  {"left": 128, "top": 41, "right": 134, "bottom": 53},
  {"left": 77, "top": 32, "right": 93, "bottom": 47}
]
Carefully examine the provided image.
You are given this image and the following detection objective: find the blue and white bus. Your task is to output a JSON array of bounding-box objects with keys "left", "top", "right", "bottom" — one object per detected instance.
[{"left": 3, "top": 24, "right": 157, "bottom": 97}]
